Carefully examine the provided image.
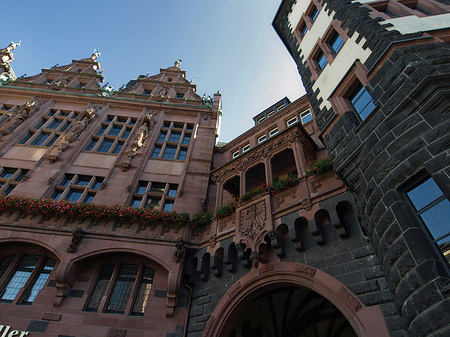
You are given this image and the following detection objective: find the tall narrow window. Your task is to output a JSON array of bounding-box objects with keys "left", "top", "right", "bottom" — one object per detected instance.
[
  {"left": 132, "top": 267, "right": 155, "bottom": 315},
  {"left": 106, "top": 264, "right": 139, "bottom": 314},
  {"left": 23, "top": 258, "right": 56, "bottom": 304},
  {"left": 85, "top": 265, "right": 114, "bottom": 311},
  {"left": 406, "top": 177, "right": 450, "bottom": 265},
  {"left": 328, "top": 31, "right": 344, "bottom": 54}
]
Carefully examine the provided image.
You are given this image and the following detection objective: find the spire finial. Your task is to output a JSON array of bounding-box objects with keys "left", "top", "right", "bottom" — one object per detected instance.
[{"left": 174, "top": 59, "right": 182, "bottom": 68}]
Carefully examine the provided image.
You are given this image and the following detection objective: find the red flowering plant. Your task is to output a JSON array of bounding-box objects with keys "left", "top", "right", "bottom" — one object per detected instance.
[
  {"left": 305, "top": 157, "right": 332, "bottom": 177},
  {"left": 240, "top": 183, "right": 267, "bottom": 202},
  {"left": 0, "top": 195, "right": 190, "bottom": 229},
  {"left": 268, "top": 172, "right": 298, "bottom": 195},
  {"left": 214, "top": 200, "right": 237, "bottom": 219}
]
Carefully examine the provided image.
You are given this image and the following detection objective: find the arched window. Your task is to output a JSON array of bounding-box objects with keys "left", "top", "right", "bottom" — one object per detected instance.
[
  {"left": 0, "top": 246, "right": 57, "bottom": 305},
  {"left": 84, "top": 257, "right": 156, "bottom": 316}
]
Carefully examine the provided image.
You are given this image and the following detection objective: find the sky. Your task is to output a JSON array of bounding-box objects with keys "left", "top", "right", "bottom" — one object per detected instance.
[{"left": 2, "top": 0, "right": 305, "bottom": 142}]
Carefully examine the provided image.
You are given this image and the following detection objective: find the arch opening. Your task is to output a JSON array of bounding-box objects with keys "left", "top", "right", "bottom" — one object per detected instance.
[{"left": 228, "top": 285, "right": 357, "bottom": 337}]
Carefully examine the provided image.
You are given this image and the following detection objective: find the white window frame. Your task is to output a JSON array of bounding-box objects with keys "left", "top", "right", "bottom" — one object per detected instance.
[
  {"left": 287, "top": 116, "right": 298, "bottom": 127},
  {"left": 257, "top": 116, "right": 265, "bottom": 124},
  {"left": 300, "top": 110, "right": 313, "bottom": 125},
  {"left": 269, "top": 128, "right": 278, "bottom": 137},
  {"left": 242, "top": 144, "right": 250, "bottom": 153},
  {"left": 232, "top": 150, "right": 240, "bottom": 159},
  {"left": 258, "top": 134, "right": 267, "bottom": 144}
]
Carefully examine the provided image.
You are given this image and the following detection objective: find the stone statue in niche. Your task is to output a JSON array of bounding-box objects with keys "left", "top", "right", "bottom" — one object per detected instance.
[
  {"left": 121, "top": 113, "right": 154, "bottom": 170},
  {"left": 0, "top": 101, "right": 37, "bottom": 136},
  {"left": 48, "top": 107, "right": 96, "bottom": 163}
]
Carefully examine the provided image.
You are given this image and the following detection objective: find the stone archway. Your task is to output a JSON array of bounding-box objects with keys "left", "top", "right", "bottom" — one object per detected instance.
[{"left": 203, "top": 263, "right": 389, "bottom": 337}]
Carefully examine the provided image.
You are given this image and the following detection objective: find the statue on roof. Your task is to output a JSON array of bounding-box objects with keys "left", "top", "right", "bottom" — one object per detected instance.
[
  {"left": 91, "top": 49, "right": 101, "bottom": 61},
  {"left": 1, "top": 41, "right": 21, "bottom": 53},
  {"left": 174, "top": 59, "right": 182, "bottom": 68}
]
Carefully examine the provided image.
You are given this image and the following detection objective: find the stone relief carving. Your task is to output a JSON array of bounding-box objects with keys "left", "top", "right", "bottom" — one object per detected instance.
[
  {"left": 240, "top": 200, "right": 266, "bottom": 241},
  {"left": 67, "top": 227, "right": 84, "bottom": 253},
  {"left": 121, "top": 113, "right": 155, "bottom": 170},
  {"left": 48, "top": 107, "right": 96, "bottom": 163},
  {"left": 0, "top": 100, "right": 39, "bottom": 136}
]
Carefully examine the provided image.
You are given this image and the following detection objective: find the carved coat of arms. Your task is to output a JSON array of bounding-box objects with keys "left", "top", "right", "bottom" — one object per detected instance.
[{"left": 240, "top": 200, "right": 266, "bottom": 240}]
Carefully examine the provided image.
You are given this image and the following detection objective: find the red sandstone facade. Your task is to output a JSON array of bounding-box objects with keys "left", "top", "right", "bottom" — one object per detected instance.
[{"left": 0, "top": 42, "right": 396, "bottom": 337}]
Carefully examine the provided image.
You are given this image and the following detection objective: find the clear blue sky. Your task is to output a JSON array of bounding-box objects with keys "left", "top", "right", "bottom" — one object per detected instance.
[{"left": 2, "top": 0, "right": 305, "bottom": 142}]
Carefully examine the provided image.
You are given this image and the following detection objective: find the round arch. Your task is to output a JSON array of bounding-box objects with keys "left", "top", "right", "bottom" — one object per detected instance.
[
  {"left": 0, "top": 237, "right": 63, "bottom": 261},
  {"left": 204, "top": 262, "right": 389, "bottom": 337}
]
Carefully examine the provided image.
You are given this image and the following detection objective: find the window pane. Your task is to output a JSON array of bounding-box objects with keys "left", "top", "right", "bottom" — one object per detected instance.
[
  {"left": 301, "top": 111, "right": 313, "bottom": 124},
  {"left": 168, "top": 185, "right": 178, "bottom": 197},
  {"left": 164, "top": 201, "right": 174, "bottom": 212},
  {"left": 108, "top": 126, "right": 122, "bottom": 136},
  {"left": 158, "top": 132, "right": 167, "bottom": 142},
  {"left": 19, "top": 133, "right": 32, "bottom": 144},
  {"left": 0, "top": 168, "right": 16, "bottom": 179},
  {"left": 132, "top": 268, "right": 155, "bottom": 315},
  {"left": 47, "top": 119, "right": 61, "bottom": 130},
  {"left": 168, "top": 132, "right": 181, "bottom": 143},
  {"left": 186, "top": 124, "right": 194, "bottom": 131},
  {"left": 34, "top": 119, "right": 45, "bottom": 129},
  {"left": 24, "top": 259, "right": 55, "bottom": 303},
  {"left": 92, "top": 178, "right": 103, "bottom": 190},
  {"left": 66, "top": 190, "right": 82, "bottom": 202},
  {"left": 106, "top": 264, "right": 139, "bottom": 313},
  {"left": 121, "top": 128, "right": 131, "bottom": 139},
  {"left": 96, "top": 125, "right": 107, "bottom": 136},
  {"left": 316, "top": 51, "right": 327, "bottom": 70},
  {"left": 1, "top": 255, "right": 40, "bottom": 301},
  {"left": 310, "top": 6, "right": 319, "bottom": 21},
  {"left": 151, "top": 146, "right": 161, "bottom": 158},
  {"left": 86, "top": 265, "right": 114, "bottom": 311},
  {"left": 113, "top": 142, "right": 124, "bottom": 154},
  {"left": 31, "top": 133, "right": 49, "bottom": 146},
  {"left": 407, "top": 178, "right": 443, "bottom": 211},
  {"left": 76, "top": 175, "right": 91, "bottom": 186},
  {"left": 420, "top": 199, "right": 450, "bottom": 241},
  {"left": 178, "top": 149, "right": 187, "bottom": 161},
  {"left": 349, "top": 85, "right": 376, "bottom": 120},
  {"left": 150, "top": 182, "right": 165, "bottom": 194},
  {"left": 330, "top": 33, "right": 344, "bottom": 54},
  {"left": 132, "top": 197, "right": 142, "bottom": 208},
  {"left": 84, "top": 194, "right": 95, "bottom": 203},
  {"left": 0, "top": 256, "right": 16, "bottom": 279},
  {"left": 97, "top": 140, "right": 113, "bottom": 153},
  {"left": 85, "top": 139, "right": 96, "bottom": 151},
  {"left": 182, "top": 134, "right": 191, "bottom": 145},
  {"left": 52, "top": 191, "right": 62, "bottom": 201},
  {"left": 137, "top": 182, "right": 148, "bottom": 194},
  {"left": 145, "top": 197, "right": 161, "bottom": 210},
  {"left": 162, "top": 146, "right": 177, "bottom": 159}
]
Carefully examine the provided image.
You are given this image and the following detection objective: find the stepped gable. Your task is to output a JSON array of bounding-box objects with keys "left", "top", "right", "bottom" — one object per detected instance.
[
  {"left": 10, "top": 51, "right": 104, "bottom": 93},
  {"left": 120, "top": 59, "right": 202, "bottom": 103}
]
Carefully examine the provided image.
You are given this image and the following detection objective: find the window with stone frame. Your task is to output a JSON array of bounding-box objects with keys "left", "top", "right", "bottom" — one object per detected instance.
[
  {"left": 151, "top": 121, "right": 193, "bottom": 161},
  {"left": 52, "top": 174, "right": 104, "bottom": 203},
  {"left": 85, "top": 115, "right": 135, "bottom": 154},
  {"left": 404, "top": 175, "right": 450, "bottom": 269},
  {"left": 365, "top": 0, "right": 449, "bottom": 19},
  {"left": 347, "top": 82, "right": 377, "bottom": 121},
  {"left": 300, "top": 110, "right": 314, "bottom": 125},
  {"left": 131, "top": 181, "right": 178, "bottom": 211},
  {"left": 0, "top": 253, "right": 56, "bottom": 305},
  {"left": 85, "top": 262, "right": 155, "bottom": 316},
  {"left": 0, "top": 167, "right": 29, "bottom": 195},
  {"left": 294, "top": 0, "right": 322, "bottom": 42},
  {"left": 19, "top": 108, "right": 79, "bottom": 147},
  {"left": 0, "top": 104, "right": 14, "bottom": 125}
]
